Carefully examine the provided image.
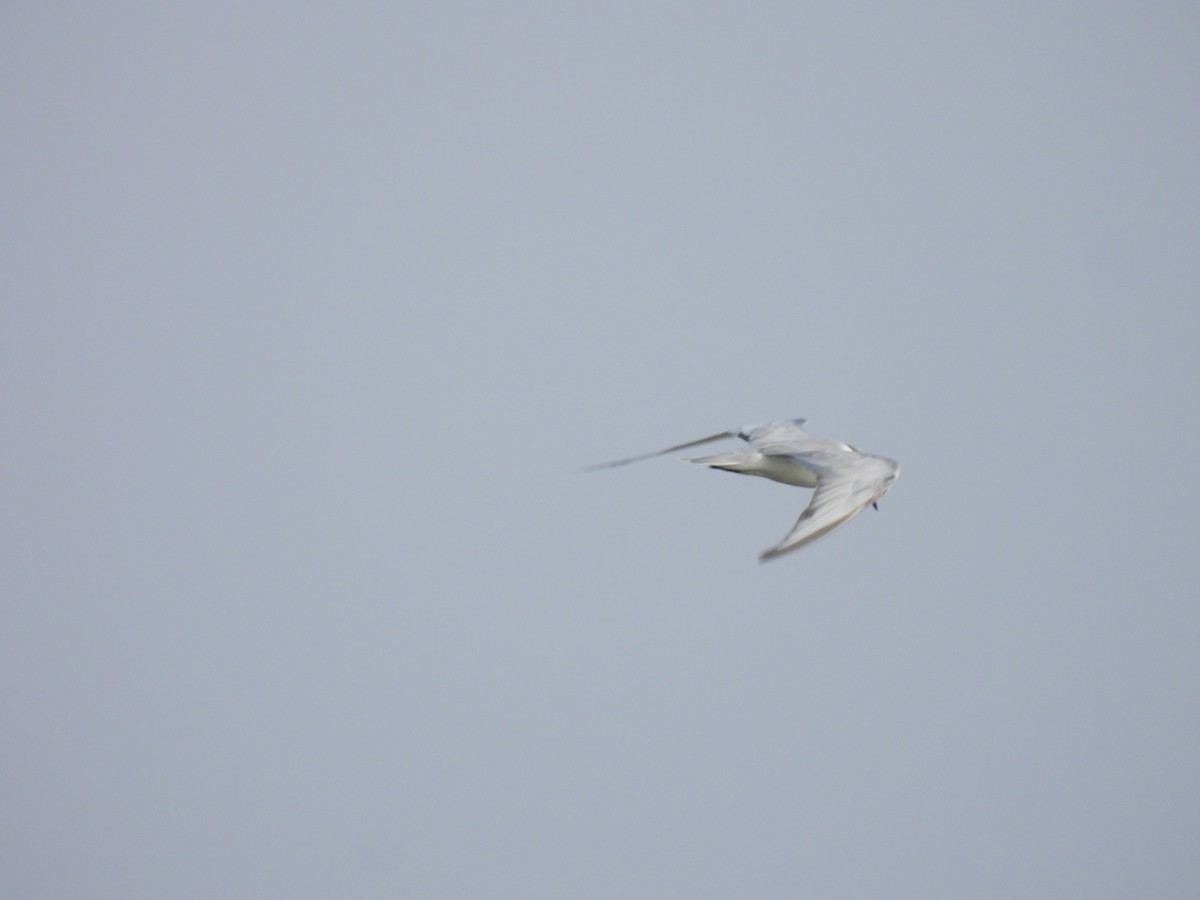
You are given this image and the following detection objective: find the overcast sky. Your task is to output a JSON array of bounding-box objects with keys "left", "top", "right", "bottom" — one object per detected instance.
[{"left": 4, "top": 3, "right": 1199, "bottom": 898}]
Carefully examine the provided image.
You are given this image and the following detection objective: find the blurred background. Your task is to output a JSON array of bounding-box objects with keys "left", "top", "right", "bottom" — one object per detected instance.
[{"left": 4, "top": 3, "right": 1198, "bottom": 897}]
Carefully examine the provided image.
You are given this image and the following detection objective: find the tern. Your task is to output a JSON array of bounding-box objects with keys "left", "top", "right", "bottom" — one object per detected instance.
[{"left": 583, "top": 418, "right": 898, "bottom": 561}]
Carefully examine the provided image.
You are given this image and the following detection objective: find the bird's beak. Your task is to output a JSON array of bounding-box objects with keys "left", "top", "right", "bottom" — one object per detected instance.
[{"left": 872, "top": 502, "right": 879, "bottom": 511}]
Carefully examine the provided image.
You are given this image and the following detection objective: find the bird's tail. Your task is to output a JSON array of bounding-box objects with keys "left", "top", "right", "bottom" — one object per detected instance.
[{"left": 687, "top": 451, "right": 761, "bottom": 474}]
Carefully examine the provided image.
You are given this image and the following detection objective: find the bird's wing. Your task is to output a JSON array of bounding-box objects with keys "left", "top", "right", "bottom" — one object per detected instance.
[
  {"left": 741, "top": 419, "right": 810, "bottom": 445},
  {"left": 580, "top": 431, "right": 735, "bottom": 472},
  {"left": 758, "top": 453, "right": 895, "bottom": 561}
]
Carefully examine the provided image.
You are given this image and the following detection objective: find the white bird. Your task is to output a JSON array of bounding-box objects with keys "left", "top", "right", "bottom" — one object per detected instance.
[{"left": 583, "top": 418, "right": 899, "bottom": 562}]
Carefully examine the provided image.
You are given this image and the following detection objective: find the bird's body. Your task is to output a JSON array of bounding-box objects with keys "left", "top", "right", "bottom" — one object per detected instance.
[{"left": 583, "top": 418, "right": 898, "bottom": 562}]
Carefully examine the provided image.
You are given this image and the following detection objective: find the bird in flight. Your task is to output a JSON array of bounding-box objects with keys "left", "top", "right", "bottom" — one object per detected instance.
[{"left": 583, "top": 418, "right": 898, "bottom": 562}]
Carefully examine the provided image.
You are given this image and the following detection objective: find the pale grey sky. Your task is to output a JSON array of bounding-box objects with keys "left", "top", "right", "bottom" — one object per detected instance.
[{"left": 4, "top": 3, "right": 1199, "bottom": 898}]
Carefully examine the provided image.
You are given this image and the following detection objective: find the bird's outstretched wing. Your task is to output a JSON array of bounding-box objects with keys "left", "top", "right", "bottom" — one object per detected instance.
[
  {"left": 741, "top": 419, "right": 810, "bottom": 447},
  {"left": 580, "top": 431, "right": 735, "bottom": 472},
  {"left": 758, "top": 452, "right": 898, "bottom": 562}
]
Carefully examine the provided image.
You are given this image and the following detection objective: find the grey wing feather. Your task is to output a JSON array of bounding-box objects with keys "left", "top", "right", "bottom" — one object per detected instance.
[
  {"left": 759, "top": 477, "right": 873, "bottom": 561},
  {"left": 741, "top": 419, "right": 810, "bottom": 446},
  {"left": 580, "top": 431, "right": 735, "bottom": 472}
]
